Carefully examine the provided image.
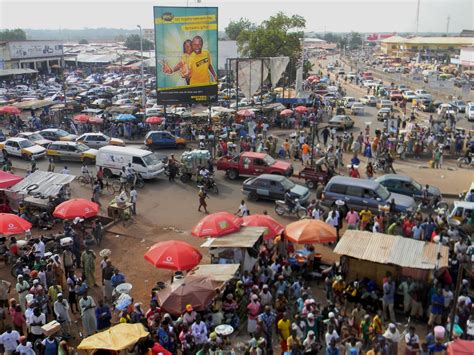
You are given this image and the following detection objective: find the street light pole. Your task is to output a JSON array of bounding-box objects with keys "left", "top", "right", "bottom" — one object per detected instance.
[{"left": 137, "top": 25, "right": 146, "bottom": 110}]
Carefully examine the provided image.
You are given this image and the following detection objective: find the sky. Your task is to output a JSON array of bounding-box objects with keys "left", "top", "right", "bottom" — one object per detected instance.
[{"left": 0, "top": 0, "right": 472, "bottom": 33}]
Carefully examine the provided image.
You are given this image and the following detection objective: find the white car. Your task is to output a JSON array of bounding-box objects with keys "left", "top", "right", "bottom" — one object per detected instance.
[
  {"left": 402, "top": 91, "right": 417, "bottom": 101},
  {"left": 76, "top": 133, "right": 125, "bottom": 149},
  {"left": 415, "top": 89, "right": 432, "bottom": 100},
  {"left": 350, "top": 103, "right": 365, "bottom": 115},
  {"left": 359, "top": 95, "right": 377, "bottom": 106},
  {"left": 0, "top": 138, "right": 46, "bottom": 160},
  {"left": 466, "top": 103, "right": 474, "bottom": 121},
  {"left": 343, "top": 97, "right": 357, "bottom": 108}
]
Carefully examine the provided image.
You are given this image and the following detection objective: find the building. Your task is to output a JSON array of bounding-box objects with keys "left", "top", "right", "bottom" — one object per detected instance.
[
  {"left": 380, "top": 36, "right": 474, "bottom": 57},
  {"left": 0, "top": 40, "right": 64, "bottom": 73},
  {"left": 142, "top": 29, "right": 155, "bottom": 43}
]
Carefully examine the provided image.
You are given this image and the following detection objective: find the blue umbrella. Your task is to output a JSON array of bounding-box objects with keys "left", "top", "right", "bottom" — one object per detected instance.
[{"left": 115, "top": 114, "right": 136, "bottom": 121}]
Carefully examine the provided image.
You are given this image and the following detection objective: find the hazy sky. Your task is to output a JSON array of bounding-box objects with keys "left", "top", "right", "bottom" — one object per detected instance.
[{"left": 0, "top": 0, "right": 472, "bottom": 33}]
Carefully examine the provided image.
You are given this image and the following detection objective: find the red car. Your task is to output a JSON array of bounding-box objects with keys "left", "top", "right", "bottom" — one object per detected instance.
[
  {"left": 216, "top": 152, "right": 293, "bottom": 180},
  {"left": 389, "top": 90, "right": 403, "bottom": 101}
]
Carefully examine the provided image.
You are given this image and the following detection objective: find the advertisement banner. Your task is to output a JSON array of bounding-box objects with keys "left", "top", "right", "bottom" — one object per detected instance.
[{"left": 154, "top": 6, "right": 218, "bottom": 104}]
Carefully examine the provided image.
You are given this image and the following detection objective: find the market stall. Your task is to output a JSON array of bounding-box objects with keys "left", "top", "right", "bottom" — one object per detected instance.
[
  {"left": 334, "top": 230, "right": 449, "bottom": 287},
  {"left": 200, "top": 226, "right": 265, "bottom": 272}
]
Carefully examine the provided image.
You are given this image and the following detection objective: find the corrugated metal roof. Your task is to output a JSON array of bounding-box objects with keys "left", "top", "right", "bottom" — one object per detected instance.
[
  {"left": 9, "top": 171, "right": 76, "bottom": 198},
  {"left": 334, "top": 230, "right": 448, "bottom": 270}
]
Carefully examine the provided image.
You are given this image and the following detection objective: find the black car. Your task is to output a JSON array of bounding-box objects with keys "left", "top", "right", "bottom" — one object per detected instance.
[
  {"left": 375, "top": 174, "right": 442, "bottom": 204},
  {"left": 242, "top": 174, "right": 311, "bottom": 203}
]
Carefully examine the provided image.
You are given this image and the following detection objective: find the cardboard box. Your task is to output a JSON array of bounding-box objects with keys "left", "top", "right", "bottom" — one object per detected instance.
[{"left": 41, "top": 320, "right": 61, "bottom": 336}]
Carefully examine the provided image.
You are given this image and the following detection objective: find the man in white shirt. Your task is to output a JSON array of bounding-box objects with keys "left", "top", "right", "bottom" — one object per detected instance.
[
  {"left": 129, "top": 187, "right": 137, "bottom": 215},
  {"left": 15, "top": 336, "right": 35, "bottom": 355},
  {"left": 0, "top": 325, "right": 20, "bottom": 355}
]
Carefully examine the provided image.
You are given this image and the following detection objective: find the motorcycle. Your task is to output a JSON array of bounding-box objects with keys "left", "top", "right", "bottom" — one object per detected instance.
[
  {"left": 274, "top": 199, "right": 307, "bottom": 218},
  {"left": 199, "top": 175, "right": 219, "bottom": 194},
  {"left": 457, "top": 156, "right": 473, "bottom": 169}
]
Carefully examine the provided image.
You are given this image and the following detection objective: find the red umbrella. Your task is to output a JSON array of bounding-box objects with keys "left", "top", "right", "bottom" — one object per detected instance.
[
  {"left": 0, "top": 106, "right": 21, "bottom": 115},
  {"left": 88, "top": 116, "right": 104, "bottom": 124},
  {"left": 0, "top": 213, "right": 32, "bottom": 235},
  {"left": 280, "top": 109, "right": 293, "bottom": 116},
  {"left": 73, "top": 114, "right": 90, "bottom": 123},
  {"left": 242, "top": 214, "right": 284, "bottom": 240},
  {"left": 237, "top": 109, "right": 255, "bottom": 117},
  {"left": 144, "top": 240, "right": 202, "bottom": 271},
  {"left": 145, "top": 116, "right": 164, "bottom": 124},
  {"left": 294, "top": 106, "right": 308, "bottom": 114},
  {"left": 192, "top": 212, "right": 243, "bottom": 238},
  {"left": 53, "top": 198, "right": 99, "bottom": 219}
]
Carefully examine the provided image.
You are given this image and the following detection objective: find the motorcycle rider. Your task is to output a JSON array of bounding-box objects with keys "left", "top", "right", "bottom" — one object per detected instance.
[{"left": 284, "top": 190, "right": 296, "bottom": 213}]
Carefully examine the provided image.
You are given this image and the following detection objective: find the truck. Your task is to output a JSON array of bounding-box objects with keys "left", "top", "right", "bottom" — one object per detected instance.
[{"left": 216, "top": 152, "right": 293, "bottom": 180}]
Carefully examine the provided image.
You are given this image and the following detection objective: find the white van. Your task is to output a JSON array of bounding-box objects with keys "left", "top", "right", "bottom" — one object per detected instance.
[{"left": 96, "top": 146, "right": 165, "bottom": 179}]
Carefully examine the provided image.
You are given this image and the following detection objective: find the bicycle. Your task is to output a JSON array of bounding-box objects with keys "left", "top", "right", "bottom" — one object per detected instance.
[
  {"left": 103, "top": 177, "right": 121, "bottom": 195},
  {"left": 77, "top": 173, "right": 94, "bottom": 188}
]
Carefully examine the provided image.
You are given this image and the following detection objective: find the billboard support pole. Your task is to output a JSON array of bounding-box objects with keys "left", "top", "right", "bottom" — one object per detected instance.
[{"left": 236, "top": 59, "right": 239, "bottom": 111}]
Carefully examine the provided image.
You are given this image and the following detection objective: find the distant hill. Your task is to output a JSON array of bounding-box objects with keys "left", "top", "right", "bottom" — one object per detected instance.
[{"left": 24, "top": 28, "right": 139, "bottom": 41}]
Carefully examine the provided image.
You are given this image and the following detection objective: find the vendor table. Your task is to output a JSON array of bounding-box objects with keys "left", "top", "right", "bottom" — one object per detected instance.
[{"left": 107, "top": 202, "right": 133, "bottom": 220}]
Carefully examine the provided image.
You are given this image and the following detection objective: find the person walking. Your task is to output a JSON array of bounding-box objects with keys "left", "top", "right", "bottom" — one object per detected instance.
[
  {"left": 79, "top": 292, "right": 97, "bottom": 336},
  {"left": 129, "top": 186, "right": 137, "bottom": 215},
  {"left": 81, "top": 249, "right": 97, "bottom": 288},
  {"left": 198, "top": 187, "right": 209, "bottom": 214}
]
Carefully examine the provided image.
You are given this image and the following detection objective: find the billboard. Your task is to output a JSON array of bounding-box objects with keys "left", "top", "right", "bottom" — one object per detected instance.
[{"left": 154, "top": 6, "right": 218, "bottom": 105}]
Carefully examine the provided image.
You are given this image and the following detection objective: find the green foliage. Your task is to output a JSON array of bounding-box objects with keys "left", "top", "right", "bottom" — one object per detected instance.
[
  {"left": 124, "top": 34, "right": 154, "bottom": 51},
  {"left": 237, "top": 12, "right": 306, "bottom": 63},
  {"left": 225, "top": 18, "right": 255, "bottom": 40},
  {"left": 78, "top": 39, "right": 89, "bottom": 44},
  {"left": 0, "top": 29, "right": 26, "bottom": 41}
]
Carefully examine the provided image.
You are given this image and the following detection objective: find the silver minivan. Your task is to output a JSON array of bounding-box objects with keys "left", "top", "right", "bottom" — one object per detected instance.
[{"left": 321, "top": 176, "right": 416, "bottom": 213}]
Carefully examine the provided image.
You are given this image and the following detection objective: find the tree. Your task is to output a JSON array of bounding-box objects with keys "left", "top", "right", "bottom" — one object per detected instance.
[
  {"left": 78, "top": 39, "right": 89, "bottom": 44},
  {"left": 124, "top": 34, "right": 154, "bottom": 51},
  {"left": 237, "top": 12, "right": 306, "bottom": 77},
  {"left": 348, "top": 32, "right": 363, "bottom": 49},
  {"left": 225, "top": 18, "right": 255, "bottom": 40},
  {"left": 0, "top": 29, "right": 26, "bottom": 41}
]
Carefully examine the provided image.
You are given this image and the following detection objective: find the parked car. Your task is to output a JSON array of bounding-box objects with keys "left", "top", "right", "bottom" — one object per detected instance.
[
  {"left": 377, "top": 99, "right": 393, "bottom": 109},
  {"left": 375, "top": 174, "right": 442, "bottom": 205},
  {"left": 350, "top": 103, "right": 365, "bottom": 116},
  {"left": 144, "top": 131, "right": 186, "bottom": 150},
  {"left": 377, "top": 108, "right": 392, "bottom": 121},
  {"left": 320, "top": 176, "right": 416, "bottom": 213},
  {"left": 76, "top": 133, "right": 125, "bottom": 149},
  {"left": 0, "top": 138, "right": 46, "bottom": 160},
  {"left": 17, "top": 132, "right": 52, "bottom": 147},
  {"left": 242, "top": 174, "right": 311, "bottom": 203},
  {"left": 466, "top": 103, "right": 474, "bottom": 121},
  {"left": 450, "top": 100, "right": 467, "bottom": 113},
  {"left": 359, "top": 95, "right": 377, "bottom": 106},
  {"left": 389, "top": 90, "right": 403, "bottom": 101},
  {"left": 328, "top": 115, "right": 354, "bottom": 129},
  {"left": 40, "top": 128, "right": 77, "bottom": 142},
  {"left": 217, "top": 152, "right": 293, "bottom": 180},
  {"left": 46, "top": 141, "right": 97, "bottom": 164},
  {"left": 402, "top": 90, "right": 417, "bottom": 101}
]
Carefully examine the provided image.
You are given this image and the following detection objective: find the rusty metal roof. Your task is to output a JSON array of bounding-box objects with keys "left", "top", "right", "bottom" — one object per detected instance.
[{"left": 334, "top": 230, "right": 449, "bottom": 270}]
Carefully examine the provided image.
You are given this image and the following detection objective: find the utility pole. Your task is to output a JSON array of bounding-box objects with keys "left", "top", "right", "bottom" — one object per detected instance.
[
  {"left": 137, "top": 25, "right": 146, "bottom": 110},
  {"left": 446, "top": 15, "right": 451, "bottom": 35},
  {"left": 415, "top": 0, "right": 421, "bottom": 35}
]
